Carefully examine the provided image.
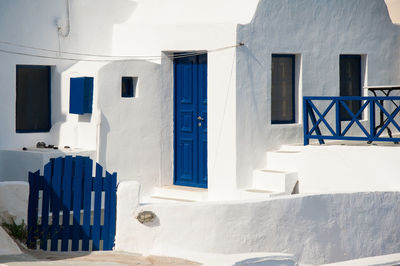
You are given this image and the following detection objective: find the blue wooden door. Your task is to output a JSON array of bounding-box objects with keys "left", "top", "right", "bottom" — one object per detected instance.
[{"left": 174, "top": 54, "right": 207, "bottom": 188}]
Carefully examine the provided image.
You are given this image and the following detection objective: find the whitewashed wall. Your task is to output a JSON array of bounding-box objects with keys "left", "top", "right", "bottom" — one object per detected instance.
[
  {"left": 0, "top": 0, "right": 135, "bottom": 150},
  {"left": 111, "top": 0, "right": 259, "bottom": 197},
  {"left": 0, "top": 0, "right": 259, "bottom": 196},
  {"left": 116, "top": 188, "right": 400, "bottom": 265},
  {"left": 236, "top": 0, "right": 400, "bottom": 189},
  {"left": 1, "top": 0, "right": 399, "bottom": 196}
]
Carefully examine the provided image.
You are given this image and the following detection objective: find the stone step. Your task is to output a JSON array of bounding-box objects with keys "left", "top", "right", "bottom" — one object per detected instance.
[
  {"left": 279, "top": 144, "right": 305, "bottom": 152},
  {"left": 151, "top": 185, "right": 208, "bottom": 202},
  {"left": 253, "top": 169, "right": 298, "bottom": 194},
  {"left": 239, "top": 188, "right": 273, "bottom": 200},
  {"left": 266, "top": 150, "right": 301, "bottom": 172}
]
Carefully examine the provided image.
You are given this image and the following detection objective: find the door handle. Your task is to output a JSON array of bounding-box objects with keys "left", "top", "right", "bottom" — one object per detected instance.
[{"left": 197, "top": 116, "right": 204, "bottom": 121}]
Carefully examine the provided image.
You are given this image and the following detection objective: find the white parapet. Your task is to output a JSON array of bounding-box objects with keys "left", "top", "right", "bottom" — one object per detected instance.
[
  {"left": 115, "top": 180, "right": 141, "bottom": 252},
  {"left": 115, "top": 192, "right": 400, "bottom": 265}
]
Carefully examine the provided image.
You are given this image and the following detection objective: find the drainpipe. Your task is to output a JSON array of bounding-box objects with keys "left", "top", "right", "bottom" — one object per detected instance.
[{"left": 57, "top": 0, "right": 71, "bottom": 37}]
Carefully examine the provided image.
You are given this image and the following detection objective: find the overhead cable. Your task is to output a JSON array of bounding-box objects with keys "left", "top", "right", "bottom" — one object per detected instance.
[{"left": 0, "top": 40, "right": 244, "bottom": 61}]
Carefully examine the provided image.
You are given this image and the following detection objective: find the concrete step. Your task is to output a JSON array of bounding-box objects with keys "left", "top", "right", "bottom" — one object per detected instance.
[
  {"left": 239, "top": 188, "right": 273, "bottom": 200},
  {"left": 253, "top": 169, "right": 298, "bottom": 194},
  {"left": 279, "top": 144, "right": 304, "bottom": 152},
  {"left": 152, "top": 185, "right": 208, "bottom": 202},
  {"left": 266, "top": 150, "right": 301, "bottom": 172}
]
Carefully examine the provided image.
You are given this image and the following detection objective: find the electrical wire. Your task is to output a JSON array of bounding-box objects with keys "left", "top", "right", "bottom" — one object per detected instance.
[
  {"left": 0, "top": 47, "right": 207, "bottom": 62},
  {"left": 0, "top": 40, "right": 243, "bottom": 61}
]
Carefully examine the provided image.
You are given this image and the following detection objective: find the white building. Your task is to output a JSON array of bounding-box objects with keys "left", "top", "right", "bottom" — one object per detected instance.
[
  {"left": 0, "top": 0, "right": 399, "bottom": 197},
  {"left": 1, "top": 0, "right": 400, "bottom": 264}
]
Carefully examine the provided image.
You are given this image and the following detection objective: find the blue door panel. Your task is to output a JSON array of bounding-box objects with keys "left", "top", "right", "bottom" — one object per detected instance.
[{"left": 174, "top": 54, "right": 207, "bottom": 188}]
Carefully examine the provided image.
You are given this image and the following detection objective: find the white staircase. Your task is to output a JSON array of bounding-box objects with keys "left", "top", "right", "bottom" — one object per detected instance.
[
  {"left": 246, "top": 145, "right": 303, "bottom": 197},
  {"left": 146, "top": 145, "right": 303, "bottom": 202}
]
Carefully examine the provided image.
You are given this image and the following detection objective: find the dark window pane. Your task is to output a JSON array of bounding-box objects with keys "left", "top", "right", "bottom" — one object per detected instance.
[
  {"left": 16, "top": 66, "right": 51, "bottom": 132},
  {"left": 271, "top": 55, "right": 295, "bottom": 124},
  {"left": 121, "top": 77, "right": 138, "bottom": 98},
  {"left": 340, "top": 55, "right": 361, "bottom": 121}
]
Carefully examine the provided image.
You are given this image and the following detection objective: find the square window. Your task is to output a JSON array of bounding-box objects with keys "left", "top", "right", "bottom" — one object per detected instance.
[
  {"left": 121, "top": 77, "right": 138, "bottom": 98},
  {"left": 16, "top": 65, "right": 51, "bottom": 133}
]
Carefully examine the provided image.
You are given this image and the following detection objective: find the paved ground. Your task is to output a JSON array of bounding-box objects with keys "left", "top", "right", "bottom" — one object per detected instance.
[{"left": 0, "top": 249, "right": 201, "bottom": 266}]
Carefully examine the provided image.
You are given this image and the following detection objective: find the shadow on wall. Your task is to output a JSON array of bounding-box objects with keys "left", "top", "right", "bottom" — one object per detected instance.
[
  {"left": 51, "top": 0, "right": 137, "bottom": 149},
  {"left": 96, "top": 59, "right": 161, "bottom": 194},
  {"left": 98, "top": 112, "right": 110, "bottom": 168}
]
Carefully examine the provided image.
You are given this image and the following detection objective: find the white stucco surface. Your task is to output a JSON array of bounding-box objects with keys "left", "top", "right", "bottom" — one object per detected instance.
[
  {"left": 0, "top": 0, "right": 258, "bottom": 196},
  {"left": 0, "top": 0, "right": 400, "bottom": 203},
  {"left": 298, "top": 144, "right": 400, "bottom": 193},
  {"left": 115, "top": 180, "right": 141, "bottom": 249},
  {"left": 236, "top": 0, "right": 400, "bottom": 189},
  {"left": 115, "top": 190, "right": 400, "bottom": 265},
  {"left": 0, "top": 182, "right": 28, "bottom": 224},
  {"left": 0, "top": 149, "right": 95, "bottom": 182},
  {"left": 0, "top": 226, "right": 21, "bottom": 255},
  {"left": 262, "top": 143, "right": 400, "bottom": 194},
  {"left": 322, "top": 252, "right": 400, "bottom": 266}
]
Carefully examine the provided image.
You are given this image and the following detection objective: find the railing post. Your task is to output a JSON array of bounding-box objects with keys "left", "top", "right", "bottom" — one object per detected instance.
[
  {"left": 369, "top": 99, "right": 375, "bottom": 141},
  {"left": 335, "top": 99, "right": 341, "bottom": 136},
  {"left": 303, "top": 98, "right": 309, "bottom": 145}
]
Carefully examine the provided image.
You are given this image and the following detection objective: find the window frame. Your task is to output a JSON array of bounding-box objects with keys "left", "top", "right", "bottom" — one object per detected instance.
[
  {"left": 15, "top": 65, "right": 51, "bottom": 133},
  {"left": 271, "top": 54, "right": 296, "bottom": 124}
]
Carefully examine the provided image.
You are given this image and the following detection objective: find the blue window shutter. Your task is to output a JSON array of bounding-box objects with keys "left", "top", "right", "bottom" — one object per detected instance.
[{"left": 70, "top": 77, "right": 93, "bottom": 114}]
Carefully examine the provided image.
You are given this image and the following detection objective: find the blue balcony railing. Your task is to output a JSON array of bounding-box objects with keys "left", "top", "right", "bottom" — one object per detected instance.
[{"left": 303, "top": 96, "right": 400, "bottom": 145}]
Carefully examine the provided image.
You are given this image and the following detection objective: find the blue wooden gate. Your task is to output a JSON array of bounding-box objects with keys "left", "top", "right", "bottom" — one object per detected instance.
[{"left": 27, "top": 156, "right": 117, "bottom": 251}]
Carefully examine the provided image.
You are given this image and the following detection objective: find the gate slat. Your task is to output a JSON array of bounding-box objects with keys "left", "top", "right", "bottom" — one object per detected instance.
[
  {"left": 50, "top": 157, "right": 63, "bottom": 251},
  {"left": 71, "top": 156, "right": 84, "bottom": 251},
  {"left": 27, "top": 170, "right": 40, "bottom": 249},
  {"left": 92, "top": 163, "right": 103, "bottom": 251},
  {"left": 61, "top": 156, "right": 73, "bottom": 251},
  {"left": 40, "top": 161, "right": 53, "bottom": 251},
  {"left": 82, "top": 158, "right": 93, "bottom": 251},
  {"left": 103, "top": 172, "right": 111, "bottom": 250},
  {"left": 108, "top": 173, "right": 117, "bottom": 250}
]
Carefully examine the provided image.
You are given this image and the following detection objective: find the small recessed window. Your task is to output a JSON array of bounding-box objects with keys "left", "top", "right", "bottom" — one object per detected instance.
[{"left": 121, "top": 77, "right": 138, "bottom": 98}]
